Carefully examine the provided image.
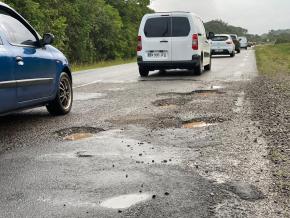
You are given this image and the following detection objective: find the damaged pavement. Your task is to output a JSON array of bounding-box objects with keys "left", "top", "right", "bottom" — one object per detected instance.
[{"left": 0, "top": 49, "right": 287, "bottom": 217}]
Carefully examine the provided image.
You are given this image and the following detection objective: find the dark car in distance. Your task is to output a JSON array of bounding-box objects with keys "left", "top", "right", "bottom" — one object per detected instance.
[{"left": 230, "top": 34, "right": 241, "bottom": 53}]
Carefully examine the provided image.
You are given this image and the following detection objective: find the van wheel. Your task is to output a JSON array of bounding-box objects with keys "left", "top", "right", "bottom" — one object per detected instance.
[
  {"left": 230, "top": 52, "right": 235, "bottom": 57},
  {"left": 237, "top": 49, "right": 241, "bottom": 53},
  {"left": 193, "top": 59, "right": 203, "bottom": 75},
  {"left": 204, "top": 57, "right": 212, "bottom": 71},
  {"left": 139, "top": 67, "right": 149, "bottom": 77},
  {"left": 47, "top": 72, "right": 73, "bottom": 116}
]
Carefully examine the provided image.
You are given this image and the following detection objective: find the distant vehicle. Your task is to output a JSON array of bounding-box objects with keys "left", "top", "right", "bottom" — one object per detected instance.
[
  {"left": 137, "top": 12, "right": 214, "bottom": 77},
  {"left": 230, "top": 34, "right": 241, "bottom": 53},
  {"left": 0, "top": 3, "right": 73, "bottom": 116},
  {"left": 248, "top": 42, "right": 254, "bottom": 47},
  {"left": 238, "top": 36, "right": 248, "bottom": 49},
  {"left": 211, "top": 34, "right": 236, "bottom": 57}
]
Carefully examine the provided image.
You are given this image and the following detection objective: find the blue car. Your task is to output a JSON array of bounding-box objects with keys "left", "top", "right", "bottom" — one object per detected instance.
[{"left": 0, "top": 3, "right": 73, "bottom": 116}]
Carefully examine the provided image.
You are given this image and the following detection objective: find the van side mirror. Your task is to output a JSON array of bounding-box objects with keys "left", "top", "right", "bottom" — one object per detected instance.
[
  {"left": 207, "top": 32, "right": 215, "bottom": 40},
  {"left": 41, "top": 33, "right": 54, "bottom": 46}
]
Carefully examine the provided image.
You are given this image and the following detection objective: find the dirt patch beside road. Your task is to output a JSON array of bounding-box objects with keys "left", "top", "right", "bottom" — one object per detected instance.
[{"left": 247, "top": 76, "right": 290, "bottom": 215}]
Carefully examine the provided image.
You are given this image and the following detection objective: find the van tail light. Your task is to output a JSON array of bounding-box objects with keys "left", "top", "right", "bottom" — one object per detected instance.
[
  {"left": 137, "top": 36, "right": 142, "bottom": 51},
  {"left": 192, "top": 34, "right": 199, "bottom": 50},
  {"left": 226, "top": 40, "right": 232, "bottom": 44}
]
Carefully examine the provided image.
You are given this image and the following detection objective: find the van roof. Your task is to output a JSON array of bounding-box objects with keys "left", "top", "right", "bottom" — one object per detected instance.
[{"left": 145, "top": 12, "right": 202, "bottom": 20}]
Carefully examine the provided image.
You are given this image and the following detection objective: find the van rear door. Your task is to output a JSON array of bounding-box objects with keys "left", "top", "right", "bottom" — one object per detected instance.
[
  {"left": 142, "top": 15, "right": 172, "bottom": 62},
  {"left": 171, "top": 16, "right": 192, "bottom": 61}
]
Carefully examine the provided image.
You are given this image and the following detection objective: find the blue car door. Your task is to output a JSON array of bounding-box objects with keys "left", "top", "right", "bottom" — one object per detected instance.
[
  {"left": 0, "top": 11, "right": 56, "bottom": 104},
  {"left": 0, "top": 35, "right": 16, "bottom": 114}
]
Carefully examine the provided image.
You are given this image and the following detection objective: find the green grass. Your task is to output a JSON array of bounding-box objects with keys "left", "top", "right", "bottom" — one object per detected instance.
[
  {"left": 72, "top": 58, "right": 136, "bottom": 72},
  {"left": 256, "top": 43, "right": 290, "bottom": 76}
]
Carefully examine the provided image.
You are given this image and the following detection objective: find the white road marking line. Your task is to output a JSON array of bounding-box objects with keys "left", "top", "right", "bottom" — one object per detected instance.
[{"left": 73, "top": 80, "right": 102, "bottom": 89}]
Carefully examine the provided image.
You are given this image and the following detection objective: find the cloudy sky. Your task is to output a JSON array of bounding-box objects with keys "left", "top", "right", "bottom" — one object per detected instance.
[{"left": 150, "top": 0, "right": 290, "bottom": 34}]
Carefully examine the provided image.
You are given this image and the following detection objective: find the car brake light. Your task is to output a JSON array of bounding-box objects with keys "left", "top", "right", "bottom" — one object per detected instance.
[
  {"left": 192, "top": 34, "right": 198, "bottom": 50},
  {"left": 226, "top": 40, "right": 232, "bottom": 44},
  {"left": 137, "top": 36, "right": 142, "bottom": 51}
]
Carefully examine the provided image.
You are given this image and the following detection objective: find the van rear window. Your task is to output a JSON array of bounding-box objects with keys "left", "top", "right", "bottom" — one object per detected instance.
[
  {"left": 144, "top": 17, "right": 191, "bottom": 38},
  {"left": 144, "top": 17, "right": 171, "bottom": 38},
  {"left": 212, "top": 36, "right": 229, "bottom": 41},
  {"left": 172, "top": 17, "right": 190, "bottom": 37}
]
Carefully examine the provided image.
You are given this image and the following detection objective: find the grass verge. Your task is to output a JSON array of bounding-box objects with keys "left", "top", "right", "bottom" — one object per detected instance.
[
  {"left": 72, "top": 58, "right": 136, "bottom": 72},
  {"left": 256, "top": 43, "right": 290, "bottom": 76}
]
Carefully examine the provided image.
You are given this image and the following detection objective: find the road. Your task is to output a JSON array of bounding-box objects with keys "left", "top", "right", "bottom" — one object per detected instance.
[{"left": 0, "top": 49, "right": 277, "bottom": 217}]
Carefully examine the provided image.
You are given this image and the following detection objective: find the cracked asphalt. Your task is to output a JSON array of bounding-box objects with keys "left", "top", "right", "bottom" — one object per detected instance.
[{"left": 0, "top": 49, "right": 279, "bottom": 217}]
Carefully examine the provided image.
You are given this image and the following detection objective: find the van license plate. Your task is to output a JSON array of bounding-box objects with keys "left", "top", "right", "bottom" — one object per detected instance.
[{"left": 147, "top": 51, "right": 167, "bottom": 59}]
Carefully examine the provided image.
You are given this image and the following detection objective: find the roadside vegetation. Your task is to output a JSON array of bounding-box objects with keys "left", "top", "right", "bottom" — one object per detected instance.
[
  {"left": 256, "top": 43, "right": 290, "bottom": 76},
  {"left": 72, "top": 58, "right": 136, "bottom": 72},
  {"left": 3, "top": 0, "right": 152, "bottom": 65}
]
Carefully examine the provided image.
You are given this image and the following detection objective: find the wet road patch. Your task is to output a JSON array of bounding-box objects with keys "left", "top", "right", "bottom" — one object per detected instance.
[
  {"left": 55, "top": 127, "right": 105, "bottom": 141},
  {"left": 100, "top": 193, "right": 152, "bottom": 209}
]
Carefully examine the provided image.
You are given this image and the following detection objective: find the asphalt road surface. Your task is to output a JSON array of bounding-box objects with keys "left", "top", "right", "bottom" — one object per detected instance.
[{"left": 0, "top": 49, "right": 278, "bottom": 217}]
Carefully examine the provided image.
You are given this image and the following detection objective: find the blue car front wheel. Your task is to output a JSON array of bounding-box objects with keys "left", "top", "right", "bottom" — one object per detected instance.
[{"left": 46, "top": 72, "right": 73, "bottom": 116}]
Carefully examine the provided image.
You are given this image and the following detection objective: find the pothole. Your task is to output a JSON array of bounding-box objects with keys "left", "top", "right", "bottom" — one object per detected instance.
[
  {"left": 157, "top": 89, "right": 226, "bottom": 97},
  {"left": 152, "top": 98, "right": 190, "bottom": 107},
  {"left": 100, "top": 193, "right": 152, "bottom": 209},
  {"left": 181, "top": 117, "right": 226, "bottom": 129},
  {"left": 64, "top": 133, "right": 94, "bottom": 141},
  {"left": 182, "top": 121, "right": 212, "bottom": 129},
  {"left": 225, "top": 182, "right": 265, "bottom": 201},
  {"left": 55, "top": 127, "right": 105, "bottom": 141}
]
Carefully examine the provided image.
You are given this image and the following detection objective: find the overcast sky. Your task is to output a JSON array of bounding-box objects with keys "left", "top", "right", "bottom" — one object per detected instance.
[{"left": 150, "top": 0, "right": 290, "bottom": 34}]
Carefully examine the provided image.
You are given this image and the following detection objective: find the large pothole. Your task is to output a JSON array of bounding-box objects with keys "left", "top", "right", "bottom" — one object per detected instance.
[
  {"left": 55, "top": 127, "right": 105, "bottom": 141},
  {"left": 158, "top": 89, "right": 226, "bottom": 97}
]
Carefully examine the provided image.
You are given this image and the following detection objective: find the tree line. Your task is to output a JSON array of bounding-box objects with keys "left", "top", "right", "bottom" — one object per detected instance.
[{"left": 3, "top": 0, "right": 152, "bottom": 64}]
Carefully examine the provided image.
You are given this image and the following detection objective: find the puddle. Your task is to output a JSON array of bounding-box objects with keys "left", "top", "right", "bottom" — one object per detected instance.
[
  {"left": 182, "top": 121, "right": 212, "bottom": 129},
  {"left": 100, "top": 193, "right": 151, "bottom": 209},
  {"left": 55, "top": 127, "right": 105, "bottom": 140},
  {"left": 74, "top": 92, "right": 105, "bottom": 101}
]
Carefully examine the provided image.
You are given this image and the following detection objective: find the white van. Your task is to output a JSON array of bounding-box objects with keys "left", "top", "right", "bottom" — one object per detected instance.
[
  {"left": 238, "top": 36, "right": 248, "bottom": 49},
  {"left": 137, "top": 12, "right": 214, "bottom": 77}
]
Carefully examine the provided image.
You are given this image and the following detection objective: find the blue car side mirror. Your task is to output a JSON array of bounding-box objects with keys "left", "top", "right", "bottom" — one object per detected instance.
[{"left": 42, "top": 33, "right": 54, "bottom": 46}]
